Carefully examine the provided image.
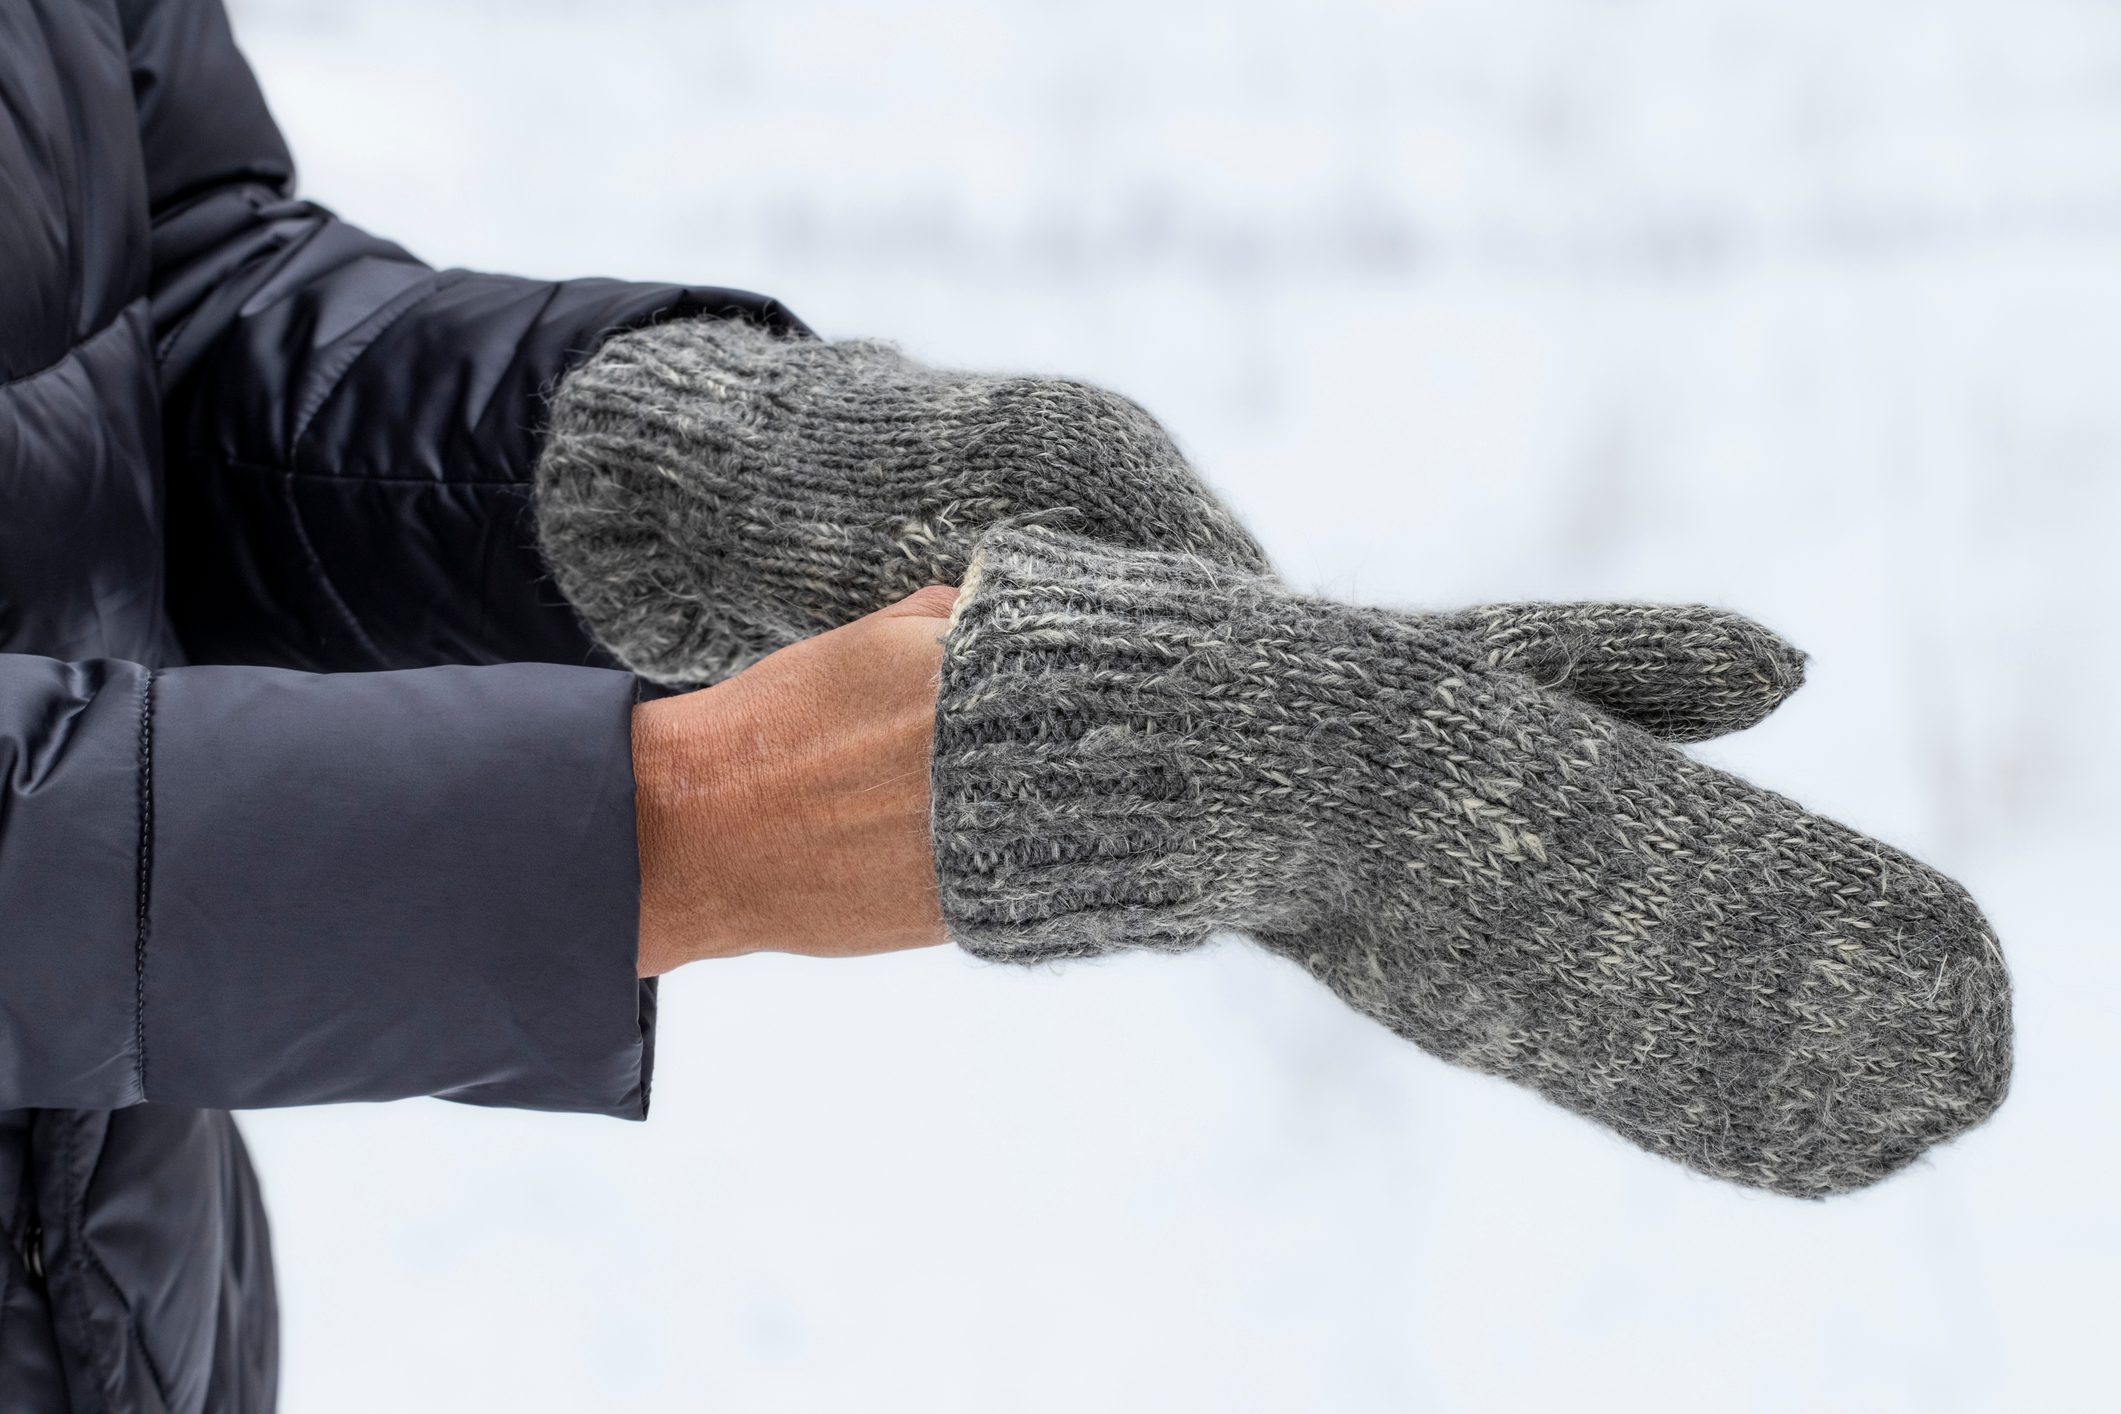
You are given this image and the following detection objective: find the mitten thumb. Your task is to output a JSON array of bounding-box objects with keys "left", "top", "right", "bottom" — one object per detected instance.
[{"left": 1421, "top": 601, "right": 1806, "bottom": 744}]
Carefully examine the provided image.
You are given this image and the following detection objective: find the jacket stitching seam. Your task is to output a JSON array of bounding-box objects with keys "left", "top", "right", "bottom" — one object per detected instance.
[
  {"left": 210, "top": 453, "right": 531, "bottom": 489},
  {"left": 133, "top": 670, "right": 154, "bottom": 1106},
  {"left": 278, "top": 474, "right": 389, "bottom": 666}
]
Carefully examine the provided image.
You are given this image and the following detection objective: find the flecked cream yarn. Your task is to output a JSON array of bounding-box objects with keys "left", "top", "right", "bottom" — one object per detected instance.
[
  {"left": 931, "top": 527, "right": 2012, "bottom": 1197},
  {"left": 535, "top": 317, "right": 1267, "bottom": 685}
]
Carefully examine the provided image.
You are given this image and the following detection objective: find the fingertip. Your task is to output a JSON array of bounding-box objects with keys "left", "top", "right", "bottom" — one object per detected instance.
[
  {"left": 1719, "top": 612, "right": 1809, "bottom": 721},
  {"left": 887, "top": 583, "right": 962, "bottom": 620}
]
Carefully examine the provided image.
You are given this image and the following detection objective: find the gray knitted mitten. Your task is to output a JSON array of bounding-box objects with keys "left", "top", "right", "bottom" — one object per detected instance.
[
  {"left": 536, "top": 316, "right": 1266, "bottom": 685},
  {"left": 932, "top": 527, "right": 2012, "bottom": 1197},
  {"left": 534, "top": 318, "right": 1810, "bottom": 742}
]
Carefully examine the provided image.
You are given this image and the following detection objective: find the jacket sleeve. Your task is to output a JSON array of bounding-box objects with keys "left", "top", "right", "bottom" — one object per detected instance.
[
  {"left": 122, "top": 0, "right": 807, "bottom": 672},
  {"left": 0, "top": 651, "right": 653, "bottom": 1116}
]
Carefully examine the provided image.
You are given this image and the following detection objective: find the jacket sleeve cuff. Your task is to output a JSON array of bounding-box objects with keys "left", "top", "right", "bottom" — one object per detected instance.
[{"left": 143, "top": 661, "right": 654, "bottom": 1118}]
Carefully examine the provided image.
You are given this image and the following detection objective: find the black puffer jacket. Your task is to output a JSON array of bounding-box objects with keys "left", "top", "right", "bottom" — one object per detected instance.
[{"left": 0, "top": 2, "right": 794, "bottom": 1406}]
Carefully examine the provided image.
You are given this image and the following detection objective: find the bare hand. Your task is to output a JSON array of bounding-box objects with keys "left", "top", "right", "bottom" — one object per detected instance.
[{"left": 632, "top": 586, "right": 956, "bottom": 976}]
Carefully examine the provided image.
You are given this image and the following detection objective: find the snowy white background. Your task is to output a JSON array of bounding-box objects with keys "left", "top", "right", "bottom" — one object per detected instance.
[{"left": 228, "top": 1, "right": 2120, "bottom": 1409}]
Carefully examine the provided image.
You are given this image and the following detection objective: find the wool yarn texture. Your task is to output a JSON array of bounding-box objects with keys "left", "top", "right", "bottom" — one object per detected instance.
[
  {"left": 1424, "top": 599, "right": 1806, "bottom": 745},
  {"left": 931, "top": 526, "right": 2013, "bottom": 1197},
  {"left": 535, "top": 315, "right": 1266, "bottom": 685},
  {"left": 536, "top": 317, "right": 1811, "bottom": 744}
]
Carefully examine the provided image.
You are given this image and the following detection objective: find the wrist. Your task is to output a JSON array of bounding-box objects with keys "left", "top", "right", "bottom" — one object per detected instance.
[{"left": 632, "top": 692, "right": 758, "bottom": 975}]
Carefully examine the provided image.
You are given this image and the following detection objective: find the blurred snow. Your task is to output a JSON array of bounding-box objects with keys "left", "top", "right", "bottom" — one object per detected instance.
[{"left": 226, "top": 1, "right": 2120, "bottom": 1409}]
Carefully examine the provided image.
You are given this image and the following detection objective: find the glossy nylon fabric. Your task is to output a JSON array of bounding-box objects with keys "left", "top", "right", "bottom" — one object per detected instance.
[{"left": 0, "top": 2, "right": 799, "bottom": 1406}]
